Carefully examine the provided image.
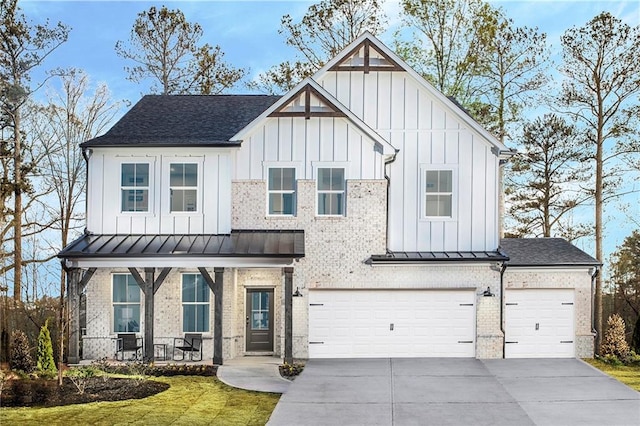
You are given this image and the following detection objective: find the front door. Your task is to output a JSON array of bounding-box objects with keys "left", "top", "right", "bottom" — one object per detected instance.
[{"left": 246, "top": 289, "right": 274, "bottom": 352}]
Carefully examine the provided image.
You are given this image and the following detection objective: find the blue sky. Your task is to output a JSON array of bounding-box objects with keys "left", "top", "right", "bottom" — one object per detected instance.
[{"left": 17, "top": 0, "right": 640, "bottom": 264}]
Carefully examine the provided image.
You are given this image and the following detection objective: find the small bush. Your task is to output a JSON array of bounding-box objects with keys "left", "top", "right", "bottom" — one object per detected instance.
[
  {"left": 10, "top": 330, "right": 34, "bottom": 373},
  {"left": 601, "top": 314, "right": 631, "bottom": 362},
  {"left": 65, "top": 366, "right": 98, "bottom": 394},
  {"left": 88, "top": 358, "right": 217, "bottom": 377},
  {"left": 279, "top": 361, "right": 305, "bottom": 378},
  {"left": 36, "top": 319, "right": 57, "bottom": 375}
]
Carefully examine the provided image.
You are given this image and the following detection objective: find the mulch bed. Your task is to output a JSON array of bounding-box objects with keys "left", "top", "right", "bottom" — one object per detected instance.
[{"left": 1, "top": 377, "right": 169, "bottom": 408}]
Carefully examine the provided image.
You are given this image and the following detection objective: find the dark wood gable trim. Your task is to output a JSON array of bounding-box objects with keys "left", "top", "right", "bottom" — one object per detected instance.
[
  {"left": 268, "top": 84, "right": 347, "bottom": 120},
  {"left": 329, "top": 39, "right": 405, "bottom": 73}
]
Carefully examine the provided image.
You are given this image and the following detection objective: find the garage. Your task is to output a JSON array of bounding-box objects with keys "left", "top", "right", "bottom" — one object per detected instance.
[
  {"left": 505, "top": 289, "right": 575, "bottom": 358},
  {"left": 308, "top": 289, "right": 476, "bottom": 358}
]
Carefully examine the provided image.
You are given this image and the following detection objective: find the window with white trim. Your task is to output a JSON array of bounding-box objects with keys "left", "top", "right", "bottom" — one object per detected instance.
[
  {"left": 268, "top": 168, "right": 296, "bottom": 215},
  {"left": 170, "top": 163, "right": 198, "bottom": 212},
  {"left": 121, "top": 163, "right": 149, "bottom": 212},
  {"left": 317, "top": 167, "right": 345, "bottom": 216},
  {"left": 182, "top": 274, "right": 210, "bottom": 333},
  {"left": 424, "top": 170, "right": 453, "bottom": 217},
  {"left": 113, "top": 274, "right": 140, "bottom": 333}
]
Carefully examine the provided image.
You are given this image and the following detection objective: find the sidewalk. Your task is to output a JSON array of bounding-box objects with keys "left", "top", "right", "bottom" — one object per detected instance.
[{"left": 217, "top": 356, "right": 291, "bottom": 393}]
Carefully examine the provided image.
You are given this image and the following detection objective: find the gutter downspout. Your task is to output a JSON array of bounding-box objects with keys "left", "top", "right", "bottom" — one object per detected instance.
[
  {"left": 81, "top": 148, "right": 92, "bottom": 235},
  {"left": 383, "top": 150, "right": 399, "bottom": 252},
  {"left": 591, "top": 267, "right": 600, "bottom": 355},
  {"left": 500, "top": 262, "right": 507, "bottom": 358}
]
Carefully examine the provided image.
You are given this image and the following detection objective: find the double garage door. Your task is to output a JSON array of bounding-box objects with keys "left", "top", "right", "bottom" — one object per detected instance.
[
  {"left": 505, "top": 289, "right": 575, "bottom": 358},
  {"left": 308, "top": 290, "right": 476, "bottom": 358}
]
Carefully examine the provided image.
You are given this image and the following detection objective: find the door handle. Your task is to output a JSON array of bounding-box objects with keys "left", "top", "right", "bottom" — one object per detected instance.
[
  {"left": 535, "top": 323, "right": 539, "bottom": 331},
  {"left": 390, "top": 323, "right": 394, "bottom": 331},
  {"left": 246, "top": 316, "right": 249, "bottom": 325}
]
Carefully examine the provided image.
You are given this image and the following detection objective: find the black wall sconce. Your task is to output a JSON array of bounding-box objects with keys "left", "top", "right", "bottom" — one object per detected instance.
[
  {"left": 482, "top": 286, "right": 494, "bottom": 297},
  {"left": 293, "top": 287, "right": 303, "bottom": 297}
]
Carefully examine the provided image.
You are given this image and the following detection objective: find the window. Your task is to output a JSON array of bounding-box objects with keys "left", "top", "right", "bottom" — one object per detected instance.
[
  {"left": 425, "top": 170, "right": 453, "bottom": 217},
  {"left": 317, "top": 168, "right": 345, "bottom": 215},
  {"left": 121, "top": 163, "right": 149, "bottom": 212},
  {"left": 113, "top": 274, "right": 140, "bottom": 333},
  {"left": 268, "top": 168, "right": 296, "bottom": 215},
  {"left": 170, "top": 163, "right": 198, "bottom": 212},
  {"left": 182, "top": 274, "right": 210, "bottom": 333}
]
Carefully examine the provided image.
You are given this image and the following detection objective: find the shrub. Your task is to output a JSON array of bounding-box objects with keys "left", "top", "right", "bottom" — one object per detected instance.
[
  {"left": 601, "top": 314, "right": 631, "bottom": 362},
  {"left": 36, "top": 319, "right": 57, "bottom": 375},
  {"left": 10, "top": 330, "right": 34, "bottom": 373},
  {"left": 279, "top": 361, "right": 305, "bottom": 378},
  {"left": 65, "top": 366, "right": 97, "bottom": 394}
]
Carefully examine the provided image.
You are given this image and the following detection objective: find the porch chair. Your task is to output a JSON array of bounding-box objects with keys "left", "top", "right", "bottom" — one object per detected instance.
[
  {"left": 115, "top": 333, "right": 143, "bottom": 361},
  {"left": 173, "top": 333, "right": 203, "bottom": 361}
]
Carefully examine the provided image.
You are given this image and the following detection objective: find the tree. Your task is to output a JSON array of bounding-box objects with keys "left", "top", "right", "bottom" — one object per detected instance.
[
  {"left": 559, "top": 12, "right": 640, "bottom": 352},
  {"left": 32, "top": 69, "right": 122, "bottom": 383},
  {"left": 36, "top": 319, "right": 57, "bottom": 374},
  {"left": 396, "top": 0, "right": 496, "bottom": 103},
  {"left": 601, "top": 314, "right": 631, "bottom": 361},
  {"left": 115, "top": 5, "right": 245, "bottom": 94},
  {"left": 250, "top": 0, "right": 385, "bottom": 94},
  {"left": 0, "top": 0, "right": 69, "bottom": 301},
  {"left": 608, "top": 231, "right": 640, "bottom": 353},
  {"left": 505, "top": 114, "right": 590, "bottom": 240}
]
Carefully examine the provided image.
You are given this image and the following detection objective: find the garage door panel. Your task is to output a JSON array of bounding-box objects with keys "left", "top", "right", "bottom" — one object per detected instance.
[
  {"left": 505, "top": 289, "right": 575, "bottom": 358},
  {"left": 309, "top": 290, "right": 476, "bottom": 358}
]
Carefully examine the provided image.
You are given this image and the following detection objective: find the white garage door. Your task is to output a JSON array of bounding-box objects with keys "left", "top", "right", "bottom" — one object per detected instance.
[
  {"left": 308, "top": 290, "right": 476, "bottom": 358},
  {"left": 505, "top": 289, "right": 575, "bottom": 358}
]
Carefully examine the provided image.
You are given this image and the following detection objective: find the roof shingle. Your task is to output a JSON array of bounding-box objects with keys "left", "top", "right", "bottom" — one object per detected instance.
[
  {"left": 81, "top": 95, "right": 281, "bottom": 147},
  {"left": 500, "top": 238, "right": 599, "bottom": 267}
]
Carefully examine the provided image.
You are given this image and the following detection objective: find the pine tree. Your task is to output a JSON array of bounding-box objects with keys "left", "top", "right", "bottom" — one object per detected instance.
[
  {"left": 36, "top": 319, "right": 57, "bottom": 374},
  {"left": 601, "top": 314, "right": 630, "bottom": 361},
  {"left": 10, "top": 330, "right": 33, "bottom": 372}
]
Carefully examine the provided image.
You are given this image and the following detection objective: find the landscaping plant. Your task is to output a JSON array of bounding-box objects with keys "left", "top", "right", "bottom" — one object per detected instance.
[
  {"left": 601, "top": 314, "right": 631, "bottom": 362},
  {"left": 36, "top": 319, "right": 57, "bottom": 375},
  {"left": 10, "top": 330, "right": 33, "bottom": 373}
]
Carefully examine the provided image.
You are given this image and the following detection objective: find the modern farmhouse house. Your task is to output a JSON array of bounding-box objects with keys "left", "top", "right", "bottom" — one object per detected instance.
[{"left": 59, "top": 33, "right": 599, "bottom": 364}]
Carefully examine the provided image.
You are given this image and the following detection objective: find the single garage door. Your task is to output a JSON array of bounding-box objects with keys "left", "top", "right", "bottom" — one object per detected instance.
[
  {"left": 308, "top": 289, "right": 476, "bottom": 358},
  {"left": 505, "top": 289, "right": 575, "bottom": 358}
]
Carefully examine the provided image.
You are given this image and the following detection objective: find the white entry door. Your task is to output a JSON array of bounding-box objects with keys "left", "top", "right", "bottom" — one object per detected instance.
[
  {"left": 308, "top": 290, "right": 476, "bottom": 358},
  {"left": 505, "top": 289, "right": 575, "bottom": 358}
]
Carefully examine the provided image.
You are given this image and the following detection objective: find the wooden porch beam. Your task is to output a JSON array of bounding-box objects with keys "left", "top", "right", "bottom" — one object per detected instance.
[
  {"left": 284, "top": 267, "right": 293, "bottom": 364},
  {"left": 153, "top": 267, "right": 172, "bottom": 295},
  {"left": 214, "top": 268, "right": 224, "bottom": 366}
]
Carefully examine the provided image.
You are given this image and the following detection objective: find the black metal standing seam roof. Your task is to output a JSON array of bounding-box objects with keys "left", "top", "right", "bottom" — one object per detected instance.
[
  {"left": 499, "top": 238, "right": 600, "bottom": 267},
  {"left": 81, "top": 95, "right": 281, "bottom": 148},
  {"left": 366, "top": 250, "right": 509, "bottom": 264},
  {"left": 58, "top": 230, "right": 305, "bottom": 259}
]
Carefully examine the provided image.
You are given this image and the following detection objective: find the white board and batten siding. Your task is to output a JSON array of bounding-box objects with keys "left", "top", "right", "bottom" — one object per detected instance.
[
  {"left": 234, "top": 117, "right": 386, "bottom": 181},
  {"left": 86, "top": 147, "right": 233, "bottom": 235},
  {"left": 505, "top": 289, "right": 575, "bottom": 358},
  {"left": 318, "top": 71, "right": 500, "bottom": 253},
  {"left": 308, "top": 289, "right": 476, "bottom": 358}
]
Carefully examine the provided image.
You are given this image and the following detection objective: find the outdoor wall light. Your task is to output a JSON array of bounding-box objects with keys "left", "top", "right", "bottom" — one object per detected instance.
[
  {"left": 293, "top": 287, "right": 303, "bottom": 297},
  {"left": 482, "top": 287, "right": 494, "bottom": 297}
]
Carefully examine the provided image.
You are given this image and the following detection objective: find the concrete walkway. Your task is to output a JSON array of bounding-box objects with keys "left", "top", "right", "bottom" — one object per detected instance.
[
  {"left": 217, "top": 356, "right": 292, "bottom": 393},
  {"left": 268, "top": 358, "right": 640, "bottom": 426}
]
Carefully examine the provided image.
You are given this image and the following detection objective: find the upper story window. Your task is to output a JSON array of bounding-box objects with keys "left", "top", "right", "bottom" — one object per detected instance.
[
  {"left": 317, "top": 167, "right": 345, "bottom": 216},
  {"left": 113, "top": 274, "right": 140, "bottom": 333},
  {"left": 121, "top": 163, "right": 149, "bottom": 212},
  {"left": 170, "top": 163, "right": 198, "bottom": 212},
  {"left": 268, "top": 168, "right": 296, "bottom": 215},
  {"left": 182, "top": 274, "right": 210, "bottom": 333},
  {"left": 424, "top": 170, "right": 453, "bottom": 217}
]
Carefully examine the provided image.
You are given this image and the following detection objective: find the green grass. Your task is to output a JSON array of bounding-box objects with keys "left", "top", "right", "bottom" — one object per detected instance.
[
  {"left": 585, "top": 359, "right": 640, "bottom": 392},
  {"left": 0, "top": 376, "right": 280, "bottom": 426}
]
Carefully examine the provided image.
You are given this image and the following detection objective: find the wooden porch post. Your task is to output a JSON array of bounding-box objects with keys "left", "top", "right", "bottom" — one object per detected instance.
[
  {"left": 67, "top": 268, "right": 80, "bottom": 364},
  {"left": 284, "top": 267, "right": 293, "bottom": 364},
  {"left": 214, "top": 268, "right": 224, "bottom": 365}
]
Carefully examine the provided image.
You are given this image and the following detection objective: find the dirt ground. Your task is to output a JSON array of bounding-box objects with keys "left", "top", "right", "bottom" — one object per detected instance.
[{"left": 1, "top": 377, "right": 169, "bottom": 407}]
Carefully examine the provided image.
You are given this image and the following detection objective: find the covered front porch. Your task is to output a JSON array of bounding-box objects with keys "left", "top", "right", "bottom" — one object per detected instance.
[{"left": 58, "top": 231, "right": 305, "bottom": 365}]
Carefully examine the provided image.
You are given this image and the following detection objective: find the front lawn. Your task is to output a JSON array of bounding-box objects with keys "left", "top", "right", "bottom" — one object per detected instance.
[
  {"left": 0, "top": 376, "right": 280, "bottom": 425},
  {"left": 584, "top": 359, "right": 640, "bottom": 391}
]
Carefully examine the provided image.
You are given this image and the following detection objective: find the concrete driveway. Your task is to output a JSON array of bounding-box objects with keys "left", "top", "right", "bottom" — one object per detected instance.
[{"left": 268, "top": 358, "right": 640, "bottom": 426}]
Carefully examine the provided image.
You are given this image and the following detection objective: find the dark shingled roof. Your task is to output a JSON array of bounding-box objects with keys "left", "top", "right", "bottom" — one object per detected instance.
[
  {"left": 81, "top": 95, "right": 281, "bottom": 148},
  {"left": 500, "top": 238, "right": 599, "bottom": 267},
  {"left": 58, "top": 230, "right": 304, "bottom": 259}
]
